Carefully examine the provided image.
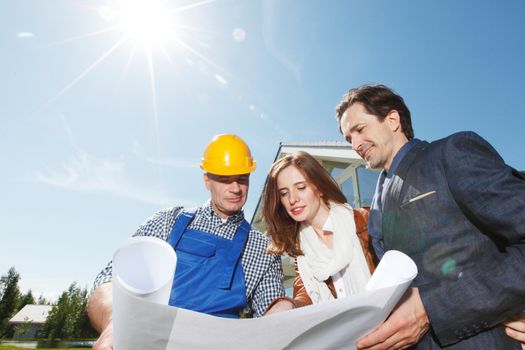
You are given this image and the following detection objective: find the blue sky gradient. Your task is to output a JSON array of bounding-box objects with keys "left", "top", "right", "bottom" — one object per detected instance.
[{"left": 1, "top": 0, "right": 524, "bottom": 300}]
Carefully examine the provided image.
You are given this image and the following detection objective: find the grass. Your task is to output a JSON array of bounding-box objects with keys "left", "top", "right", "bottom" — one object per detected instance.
[{"left": 0, "top": 347, "right": 90, "bottom": 350}]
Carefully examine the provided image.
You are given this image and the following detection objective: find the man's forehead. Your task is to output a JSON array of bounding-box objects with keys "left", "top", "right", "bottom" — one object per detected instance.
[
  {"left": 342, "top": 104, "right": 379, "bottom": 127},
  {"left": 340, "top": 108, "right": 357, "bottom": 131},
  {"left": 207, "top": 173, "right": 250, "bottom": 182},
  {"left": 343, "top": 103, "right": 363, "bottom": 119}
]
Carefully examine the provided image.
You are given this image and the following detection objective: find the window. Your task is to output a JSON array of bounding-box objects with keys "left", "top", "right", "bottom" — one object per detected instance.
[{"left": 357, "top": 166, "right": 379, "bottom": 206}]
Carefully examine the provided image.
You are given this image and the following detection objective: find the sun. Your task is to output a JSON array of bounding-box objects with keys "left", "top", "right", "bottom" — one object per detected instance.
[
  {"left": 104, "top": 0, "right": 175, "bottom": 46},
  {"left": 40, "top": 0, "right": 220, "bottom": 152}
]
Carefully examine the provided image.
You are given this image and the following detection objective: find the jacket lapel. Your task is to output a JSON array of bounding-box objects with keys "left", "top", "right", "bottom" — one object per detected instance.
[{"left": 382, "top": 140, "right": 428, "bottom": 250}]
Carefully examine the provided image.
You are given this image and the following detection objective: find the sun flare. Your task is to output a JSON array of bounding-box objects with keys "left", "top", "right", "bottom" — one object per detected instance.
[
  {"left": 40, "top": 0, "right": 220, "bottom": 141},
  {"left": 106, "top": 0, "right": 175, "bottom": 46}
]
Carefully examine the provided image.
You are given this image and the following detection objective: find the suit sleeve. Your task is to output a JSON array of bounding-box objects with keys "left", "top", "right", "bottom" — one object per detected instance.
[{"left": 419, "top": 132, "right": 525, "bottom": 345}]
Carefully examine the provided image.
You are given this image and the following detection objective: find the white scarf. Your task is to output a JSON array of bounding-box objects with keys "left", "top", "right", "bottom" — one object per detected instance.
[{"left": 296, "top": 202, "right": 371, "bottom": 304}]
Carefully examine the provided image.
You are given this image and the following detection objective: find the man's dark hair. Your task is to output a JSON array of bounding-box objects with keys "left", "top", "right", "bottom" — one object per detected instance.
[{"left": 336, "top": 84, "right": 414, "bottom": 140}]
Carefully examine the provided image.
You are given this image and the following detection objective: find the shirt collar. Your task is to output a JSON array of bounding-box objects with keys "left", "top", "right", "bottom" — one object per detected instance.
[
  {"left": 322, "top": 215, "right": 333, "bottom": 232},
  {"left": 385, "top": 138, "right": 420, "bottom": 180},
  {"left": 202, "top": 199, "right": 245, "bottom": 224}
]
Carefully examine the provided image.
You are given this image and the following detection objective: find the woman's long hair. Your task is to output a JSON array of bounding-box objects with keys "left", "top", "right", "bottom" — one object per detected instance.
[{"left": 262, "top": 151, "right": 347, "bottom": 257}]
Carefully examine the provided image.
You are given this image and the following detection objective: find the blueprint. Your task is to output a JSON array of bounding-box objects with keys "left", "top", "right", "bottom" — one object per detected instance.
[{"left": 112, "top": 237, "right": 417, "bottom": 350}]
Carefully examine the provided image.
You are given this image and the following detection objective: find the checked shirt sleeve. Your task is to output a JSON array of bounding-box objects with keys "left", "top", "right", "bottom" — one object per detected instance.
[
  {"left": 91, "top": 206, "right": 183, "bottom": 292},
  {"left": 249, "top": 253, "right": 286, "bottom": 317}
]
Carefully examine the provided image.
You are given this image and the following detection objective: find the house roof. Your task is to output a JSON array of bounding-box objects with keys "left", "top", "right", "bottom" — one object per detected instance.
[
  {"left": 9, "top": 304, "right": 52, "bottom": 324},
  {"left": 277, "top": 141, "right": 364, "bottom": 165}
]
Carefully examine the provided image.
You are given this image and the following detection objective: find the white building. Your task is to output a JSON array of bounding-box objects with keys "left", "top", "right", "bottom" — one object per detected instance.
[{"left": 9, "top": 304, "right": 52, "bottom": 338}]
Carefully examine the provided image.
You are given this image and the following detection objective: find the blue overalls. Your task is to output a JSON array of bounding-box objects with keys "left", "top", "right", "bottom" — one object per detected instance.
[{"left": 166, "top": 209, "right": 249, "bottom": 318}]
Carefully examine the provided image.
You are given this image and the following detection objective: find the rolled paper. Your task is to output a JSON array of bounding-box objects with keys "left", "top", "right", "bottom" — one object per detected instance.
[
  {"left": 366, "top": 250, "right": 418, "bottom": 292},
  {"left": 112, "top": 236, "right": 177, "bottom": 350}
]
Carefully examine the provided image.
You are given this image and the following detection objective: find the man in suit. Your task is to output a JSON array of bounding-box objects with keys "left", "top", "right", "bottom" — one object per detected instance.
[{"left": 336, "top": 84, "right": 525, "bottom": 349}]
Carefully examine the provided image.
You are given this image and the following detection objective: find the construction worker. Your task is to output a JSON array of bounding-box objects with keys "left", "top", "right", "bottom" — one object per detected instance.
[{"left": 87, "top": 134, "right": 285, "bottom": 350}]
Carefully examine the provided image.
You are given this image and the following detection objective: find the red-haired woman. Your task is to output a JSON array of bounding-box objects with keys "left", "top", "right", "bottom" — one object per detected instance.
[{"left": 262, "top": 151, "right": 378, "bottom": 314}]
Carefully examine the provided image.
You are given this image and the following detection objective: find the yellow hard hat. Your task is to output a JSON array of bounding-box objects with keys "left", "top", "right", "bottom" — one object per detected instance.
[{"left": 200, "top": 134, "right": 256, "bottom": 175}]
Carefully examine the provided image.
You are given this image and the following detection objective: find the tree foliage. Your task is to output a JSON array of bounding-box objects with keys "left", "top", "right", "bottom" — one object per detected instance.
[
  {"left": 18, "top": 290, "right": 35, "bottom": 310},
  {"left": 43, "top": 283, "right": 97, "bottom": 340},
  {"left": 0, "top": 267, "right": 21, "bottom": 338},
  {"left": 37, "top": 295, "right": 50, "bottom": 305},
  {"left": 0, "top": 267, "right": 96, "bottom": 340}
]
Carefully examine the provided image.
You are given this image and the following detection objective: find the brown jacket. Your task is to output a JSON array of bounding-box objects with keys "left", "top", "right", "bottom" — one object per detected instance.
[{"left": 265, "top": 207, "right": 378, "bottom": 312}]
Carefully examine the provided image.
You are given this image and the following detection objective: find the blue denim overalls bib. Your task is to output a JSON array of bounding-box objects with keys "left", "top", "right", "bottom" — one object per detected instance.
[{"left": 166, "top": 209, "right": 249, "bottom": 318}]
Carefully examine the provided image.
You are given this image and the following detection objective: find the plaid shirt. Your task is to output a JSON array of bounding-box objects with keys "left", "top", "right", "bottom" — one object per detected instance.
[{"left": 93, "top": 200, "right": 285, "bottom": 317}]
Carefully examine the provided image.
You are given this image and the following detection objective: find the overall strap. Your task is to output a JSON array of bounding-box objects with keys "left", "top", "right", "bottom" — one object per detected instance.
[
  {"left": 166, "top": 207, "right": 198, "bottom": 248},
  {"left": 218, "top": 219, "right": 251, "bottom": 289}
]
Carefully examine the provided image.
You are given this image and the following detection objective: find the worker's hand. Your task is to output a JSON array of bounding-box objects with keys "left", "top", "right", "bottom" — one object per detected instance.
[
  {"left": 356, "top": 287, "right": 429, "bottom": 350},
  {"left": 503, "top": 314, "right": 525, "bottom": 349},
  {"left": 264, "top": 299, "right": 295, "bottom": 315},
  {"left": 93, "top": 320, "right": 113, "bottom": 350}
]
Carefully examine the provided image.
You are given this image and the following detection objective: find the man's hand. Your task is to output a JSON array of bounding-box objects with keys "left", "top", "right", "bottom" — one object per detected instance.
[
  {"left": 264, "top": 299, "right": 295, "bottom": 315},
  {"left": 504, "top": 314, "right": 525, "bottom": 349},
  {"left": 356, "top": 288, "right": 430, "bottom": 350},
  {"left": 87, "top": 283, "right": 114, "bottom": 350},
  {"left": 93, "top": 320, "right": 113, "bottom": 350}
]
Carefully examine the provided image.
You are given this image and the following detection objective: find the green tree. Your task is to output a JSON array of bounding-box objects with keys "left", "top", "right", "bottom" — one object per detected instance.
[
  {"left": 43, "top": 283, "right": 96, "bottom": 340},
  {"left": 37, "top": 295, "right": 50, "bottom": 305},
  {"left": 0, "top": 267, "right": 21, "bottom": 338},
  {"left": 18, "top": 290, "right": 35, "bottom": 310}
]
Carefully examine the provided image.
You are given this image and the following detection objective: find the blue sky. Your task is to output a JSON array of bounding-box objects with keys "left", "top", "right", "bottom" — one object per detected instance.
[{"left": 1, "top": 0, "right": 524, "bottom": 300}]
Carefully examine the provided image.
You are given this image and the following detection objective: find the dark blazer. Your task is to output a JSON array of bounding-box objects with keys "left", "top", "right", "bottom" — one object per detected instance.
[{"left": 382, "top": 132, "right": 525, "bottom": 349}]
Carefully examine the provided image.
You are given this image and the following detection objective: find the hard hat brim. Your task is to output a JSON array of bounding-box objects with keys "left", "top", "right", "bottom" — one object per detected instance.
[{"left": 200, "top": 161, "right": 256, "bottom": 176}]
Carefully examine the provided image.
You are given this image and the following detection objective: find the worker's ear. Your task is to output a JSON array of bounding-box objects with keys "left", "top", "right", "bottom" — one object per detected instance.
[{"left": 203, "top": 173, "right": 211, "bottom": 191}]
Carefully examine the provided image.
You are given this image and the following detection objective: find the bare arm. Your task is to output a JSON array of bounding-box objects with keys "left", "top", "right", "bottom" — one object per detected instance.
[{"left": 87, "top": 282, "right": 113, "bottom": 350}]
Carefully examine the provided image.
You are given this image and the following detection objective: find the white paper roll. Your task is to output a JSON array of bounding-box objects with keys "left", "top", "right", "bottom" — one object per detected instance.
[
  {"left": 113, "top": 236, "right": 177, "bottom": 303},
  {"left": 365, "top": 250, "right": 418, "bottom": 292},
  {"left": 113, "top": 237, "right": 177, "bottom": 350}
]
